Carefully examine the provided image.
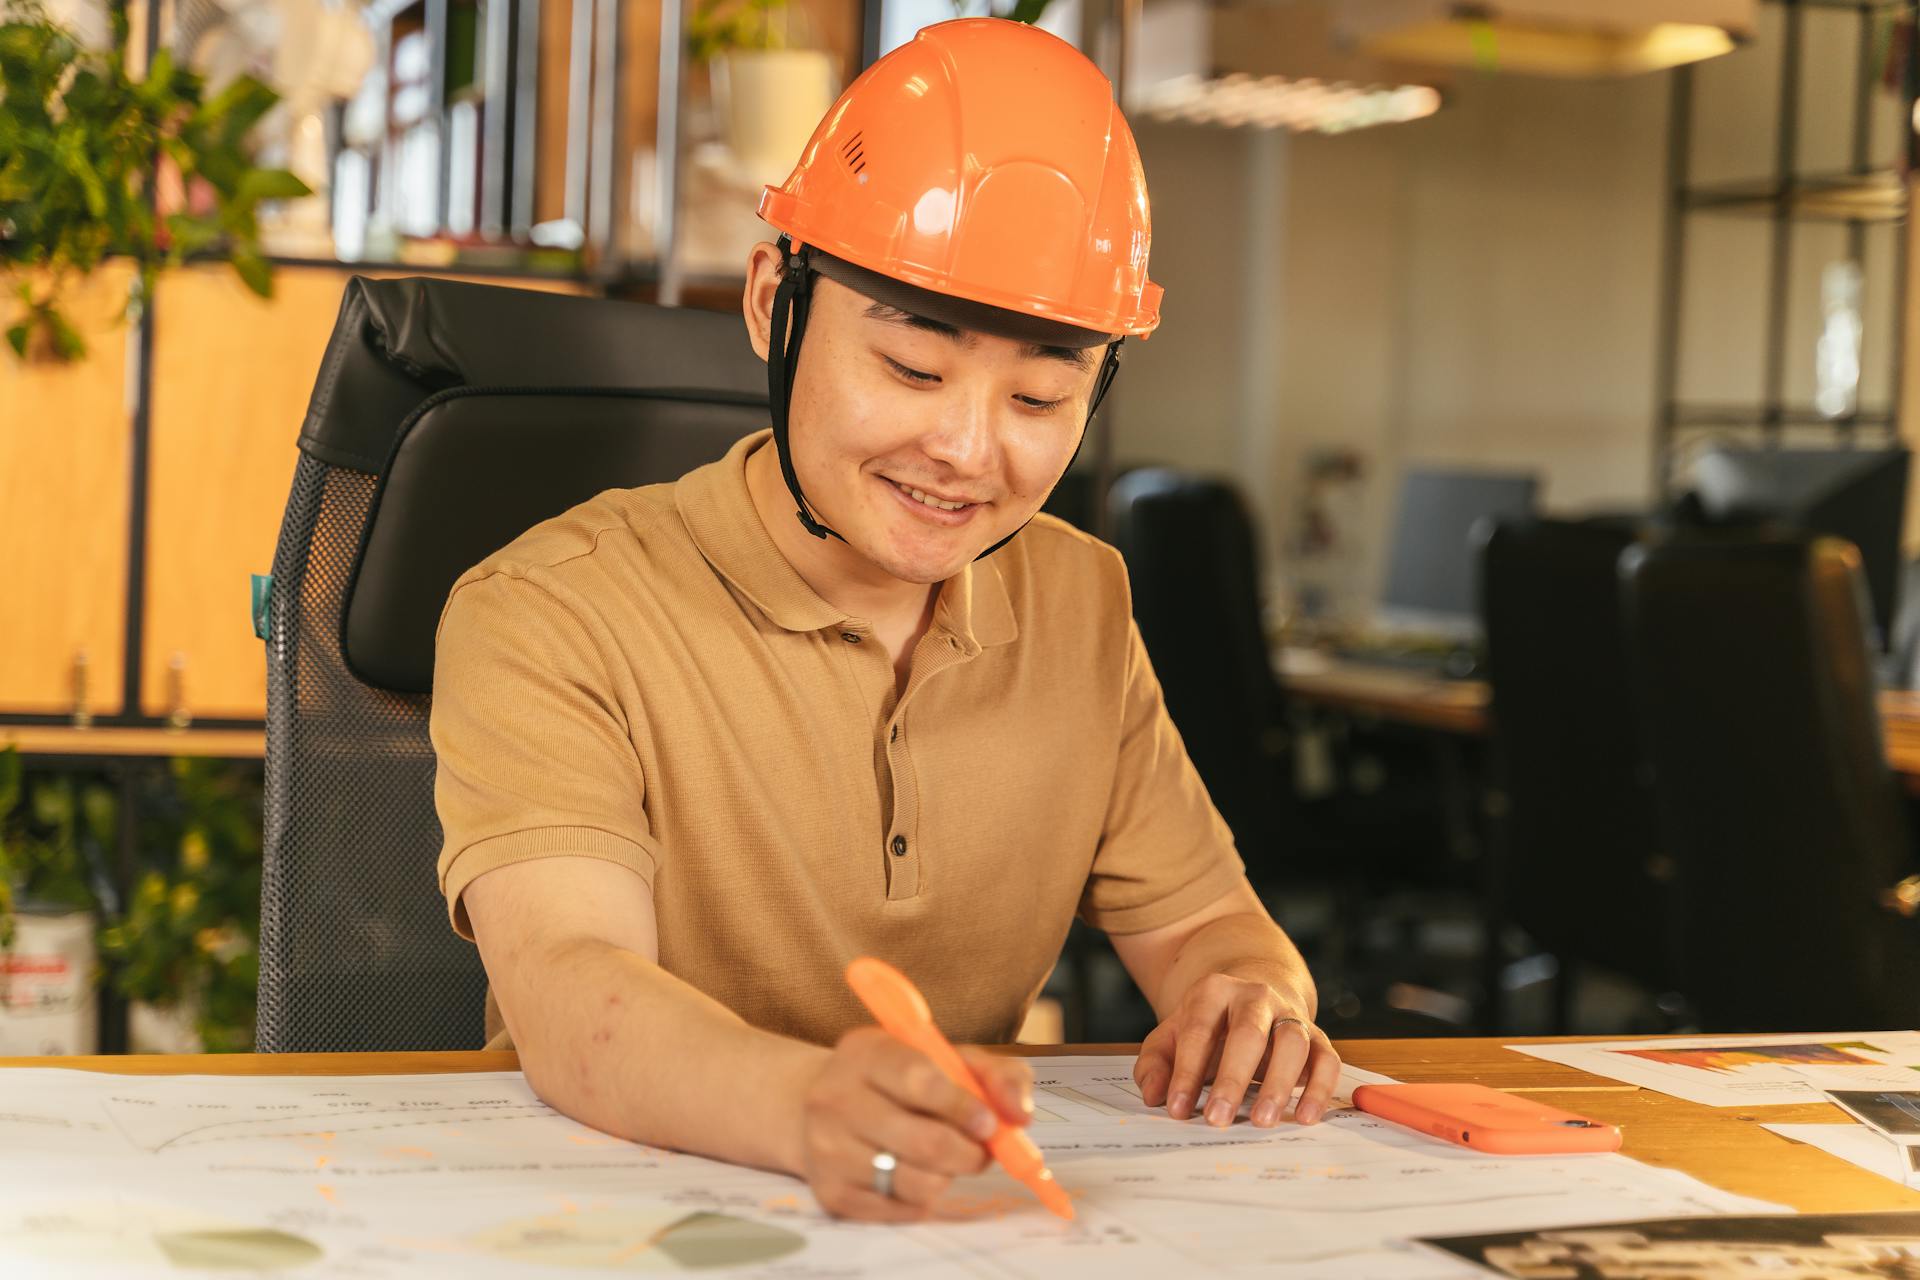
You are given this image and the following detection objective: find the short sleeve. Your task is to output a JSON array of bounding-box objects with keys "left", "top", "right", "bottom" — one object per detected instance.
[
  {"left": 1078, "top": 616, "right": 1248, "bottom": 934},
  {"left": 430, "top": 573, "right": 661, "bottom": 940}
]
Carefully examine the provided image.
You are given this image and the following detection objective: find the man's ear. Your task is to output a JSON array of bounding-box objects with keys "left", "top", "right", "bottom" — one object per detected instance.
[{"left": 741, "top": 240, "right": 785, "bottom": 362}]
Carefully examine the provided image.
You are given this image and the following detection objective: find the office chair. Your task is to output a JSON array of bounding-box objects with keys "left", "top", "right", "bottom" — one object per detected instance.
[
  {"left": 1106, "top": 469, "right": 1294, "bottom": 867},
  {"left": 1622, "top": 531, "right": 1920, "bottom": 1030},
  {"left": 1103, "top": 470, "right": 1419, "bottom": 1021},
  {"left": 1039, "top": 464, "right": 1146, "bottom": 536},
  {"left": 259, "top": 276, "right": 765, "bottom": 1051},
  {"left": 1478, "top": 517, "right": 1678, "bottom": 1031}
]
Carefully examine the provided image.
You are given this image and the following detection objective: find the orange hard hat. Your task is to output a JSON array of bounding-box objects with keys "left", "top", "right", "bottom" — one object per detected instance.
[
  {"left": 754, "top": 17, "right": 1158, "bottom": 559},
  {"left": 759, "top": 17, "right": 1161, "bottom": 339}
]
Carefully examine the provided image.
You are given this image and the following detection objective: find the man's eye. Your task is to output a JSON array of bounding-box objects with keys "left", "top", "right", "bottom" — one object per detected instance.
[
  {"left": 884, "top": 357, "right": 938, "bottom": 383},
  {"left": 1019, "top": 396, "right": 1066, "bottom": 414}
]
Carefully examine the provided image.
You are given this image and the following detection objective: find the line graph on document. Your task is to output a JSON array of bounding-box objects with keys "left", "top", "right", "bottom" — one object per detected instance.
[{"left": 101, "top": 1091, "right": 556, "bottom": 1154}]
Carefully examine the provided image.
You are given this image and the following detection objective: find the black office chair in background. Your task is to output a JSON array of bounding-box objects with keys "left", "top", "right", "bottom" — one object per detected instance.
[
  {"left": 1478, "top": 518, "right": 1679, "bottom": 1032},
  {"left": 1104, "top": 469, "right": 1402, "bottom": 1023},
  {"left": 1106, "top": 469, "right": 1295, "bottom": 867},
  {"left": 1622, "top": 532, "right": 1920, "bottom": 1030},
  {"left": 259, "top": 276, "right": 764, "bottom": 1051}
]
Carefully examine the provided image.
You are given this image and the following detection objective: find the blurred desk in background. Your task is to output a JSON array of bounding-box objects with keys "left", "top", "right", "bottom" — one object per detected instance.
[
  {"left": 1277, "top": 648, "right": 1491, "bottom": 736},
  {"left": 1279, "top": 648, "right": 1920, "bottom": 795}
]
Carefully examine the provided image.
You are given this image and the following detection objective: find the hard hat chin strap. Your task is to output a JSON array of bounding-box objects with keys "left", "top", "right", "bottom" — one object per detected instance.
[
  {"left": 768, "top": 238, "right": 841, "bottom": 544},
  {"left": 765, "top": 234, "right": 1127, "bottom": 562}
]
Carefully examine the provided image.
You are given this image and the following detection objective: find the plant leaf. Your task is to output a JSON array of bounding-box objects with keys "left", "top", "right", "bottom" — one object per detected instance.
[
  {"left": 233, "top": 168, "right": 311, "bottom": 206},
  {"left": 229, "top": 248, "right": 270, "bottom": 297},
  {"left": 164, "top": 213, "right": 222, "bottom": 256},
  {"left": 47, "top": 305, "right": 84, "bottom": 359}
]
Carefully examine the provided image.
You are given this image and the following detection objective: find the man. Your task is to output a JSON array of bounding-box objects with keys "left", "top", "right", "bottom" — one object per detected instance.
[{"left": 429, "top": 17, "right": 1339, "bottom": 1223}]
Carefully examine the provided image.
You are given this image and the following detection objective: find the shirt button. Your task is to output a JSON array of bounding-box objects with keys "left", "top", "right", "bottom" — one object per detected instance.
[
  {"left": 841, "top": 631, "right": 862, "bottom": 644},
  {"left": 891, "top": 835, "right": 908, "bottom": 857}
]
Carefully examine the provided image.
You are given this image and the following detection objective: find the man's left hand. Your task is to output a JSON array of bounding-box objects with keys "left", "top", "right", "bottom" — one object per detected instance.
[{"left": 1132, "top": 973, "right": 1341, "bottom": 1128}]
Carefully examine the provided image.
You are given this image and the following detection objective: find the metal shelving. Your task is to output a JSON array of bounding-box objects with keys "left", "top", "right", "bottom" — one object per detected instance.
[{"left": 1652, "top": 0, "right": 1920, "bottom": 493}]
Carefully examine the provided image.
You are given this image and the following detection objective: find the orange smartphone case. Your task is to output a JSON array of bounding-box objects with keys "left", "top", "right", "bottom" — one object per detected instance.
[{"left": 1351, "top": 1083, "right": 1622, "bottom": 1154}]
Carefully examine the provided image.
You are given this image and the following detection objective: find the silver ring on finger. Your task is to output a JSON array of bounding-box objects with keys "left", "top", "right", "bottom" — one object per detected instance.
[
  {"left": 1273, "top": 1016, "right": 1308, "bottom": 1036},
  {"left": 871, "top": 1150, "right": 898, "bottom": 1199}
]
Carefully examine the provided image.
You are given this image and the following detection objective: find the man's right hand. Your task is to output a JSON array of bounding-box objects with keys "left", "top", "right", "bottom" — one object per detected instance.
[{"left": 792, "top": 1026, "right": 1035, "bottom": 1221}]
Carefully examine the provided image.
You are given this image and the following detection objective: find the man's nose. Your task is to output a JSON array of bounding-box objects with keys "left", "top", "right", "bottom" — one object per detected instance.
[{"left": 922, "top": 384, "right": 999, "bottom": 477}]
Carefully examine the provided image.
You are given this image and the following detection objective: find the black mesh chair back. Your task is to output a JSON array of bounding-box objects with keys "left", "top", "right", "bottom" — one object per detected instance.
[
  {"left": 1479, "top": 517, "right": 1676, "bottom": 997},
  {"left": 260, "top": 277, "right": 765, "bottom": 1051},
  {"left": 1106, "top": 469, "right": 1289, "bottom": 862},
  {"left": 1622, "top": 532, "right": 1920, "bottom": 1030}
]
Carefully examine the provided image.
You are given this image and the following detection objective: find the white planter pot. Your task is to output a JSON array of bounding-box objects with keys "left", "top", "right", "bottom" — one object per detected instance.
[
  {"left": 0, "top": 907, "right": 97, "bottom": 1056},
  {"left": 712, "top": 49, "right": 837, "bottom": 184},
  {"left": 129, "top": 996, "right": 204, "bottom": 1055}
]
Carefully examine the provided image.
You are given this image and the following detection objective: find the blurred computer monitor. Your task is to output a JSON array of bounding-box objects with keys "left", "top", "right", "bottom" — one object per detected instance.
[
  {"left": 1691, "top": 445, "right": 1911, "bottom": 647},
  {"left": 1377, "top": 466, "right": 1540, "bottom": 636}
]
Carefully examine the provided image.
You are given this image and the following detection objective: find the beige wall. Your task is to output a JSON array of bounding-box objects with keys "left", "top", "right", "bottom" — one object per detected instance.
[
  {"left": 1111, "top": 2, "right": 1905, "bottom": 620},
  {"left": 1108, "top": 122, "right": 1290, "bottom": 544}
]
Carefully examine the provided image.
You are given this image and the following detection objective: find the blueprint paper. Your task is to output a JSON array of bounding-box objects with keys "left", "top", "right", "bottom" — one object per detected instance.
[
  {"left": 0, "top": 1058, "right": 1779, "bottom": 1278},
  {"left": 1508, "top": 1032, "right": 1920, "bottom": 1107}
]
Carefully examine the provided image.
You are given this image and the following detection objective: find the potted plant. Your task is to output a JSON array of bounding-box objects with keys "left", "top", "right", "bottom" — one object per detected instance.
[
  {"left": 686, "top": 0, "right": 835, "bottom": 184},
  {"left": 0, "top": 747, "right": 108, "bottom": 1054},
  {"left": 0, "top": 749, "right": 263, "bottom": 1054},
  {"left": 99, "top": 758, "right": 262, "bottom": 1054},
  {"left": 0, "top": 0, "right": 309, "bottom": 360}
]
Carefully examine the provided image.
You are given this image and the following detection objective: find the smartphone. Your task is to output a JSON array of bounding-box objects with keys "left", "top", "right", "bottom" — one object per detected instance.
[{"left": 1351, "top": 1083, "right": 1622, "bottom": 1155}]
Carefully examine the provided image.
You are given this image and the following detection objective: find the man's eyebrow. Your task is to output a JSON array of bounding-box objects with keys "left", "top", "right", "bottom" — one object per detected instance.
[{"left": 863, "top": 301, "right": 1095, "bottom": 371}]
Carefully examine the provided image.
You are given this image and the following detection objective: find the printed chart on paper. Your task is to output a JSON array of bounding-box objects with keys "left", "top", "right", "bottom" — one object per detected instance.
[
  {"left": 1509, "top": 1031, "right": 1920, "bottom": 1107},
  {"left": 0, "top": 1058, "right": 1778, "bottom": 1278}
]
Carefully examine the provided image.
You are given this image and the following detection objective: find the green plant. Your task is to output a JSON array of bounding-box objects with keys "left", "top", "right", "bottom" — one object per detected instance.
[
  {"left": 0, "top": 0, "right": 310, "bottom": 360},
  {"left": 686, "top": 0, "right": 796, "bottom": 60},
  {"left": 99, "top": 758, "right": 262, "bottom": 1053},
  {"left": 950, "top": 0, "right": 1054, "bottom": 25},
  {"left": 0, "top": 747, "right": 108, "bottom": 950}
]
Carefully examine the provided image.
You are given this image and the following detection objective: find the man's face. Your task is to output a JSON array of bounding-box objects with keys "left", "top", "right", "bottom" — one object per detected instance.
[{"left": 748, "top": 248, "right": 1105, "bottom": 586}]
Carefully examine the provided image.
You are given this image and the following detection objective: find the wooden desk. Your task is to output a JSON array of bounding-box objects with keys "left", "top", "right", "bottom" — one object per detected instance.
[
  {"left": 4, "top": 1037, "right": 1913, "bottom": 1215},
  {"left": 1280, "top": 650, "right": 1920, "bottom": 794},
  {"left": 1278, "top": 652, "right": 1493, "bottom": 736}
]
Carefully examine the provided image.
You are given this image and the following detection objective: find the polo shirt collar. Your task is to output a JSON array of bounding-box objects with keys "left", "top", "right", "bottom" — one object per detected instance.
[
  {"left": 676, "top": 429, "right": 1018, "bottom": 649},
  {"left": 932, "top": 545, "right": 1017, "bottom": 651}
]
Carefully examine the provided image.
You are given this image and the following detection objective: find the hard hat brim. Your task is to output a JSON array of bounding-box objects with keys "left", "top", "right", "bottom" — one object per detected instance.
[{"left": 809, "top": 251, "right": 1118, "bottom": 351}]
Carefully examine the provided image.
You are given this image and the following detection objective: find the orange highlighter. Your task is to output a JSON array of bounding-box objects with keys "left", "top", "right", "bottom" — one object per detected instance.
[{"left": 845, "top": 957, "right": 1074, "bottom": 1220}]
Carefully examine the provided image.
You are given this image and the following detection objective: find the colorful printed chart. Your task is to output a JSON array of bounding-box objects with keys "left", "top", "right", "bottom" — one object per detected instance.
[{"left": 1510, "top": 1033, "right": 1920, "bottom": 1107}]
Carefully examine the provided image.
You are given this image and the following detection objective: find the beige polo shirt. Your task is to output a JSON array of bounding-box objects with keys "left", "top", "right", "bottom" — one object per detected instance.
[{"left": 431, "top": 428, "right": 1246, "bottom": 1049}]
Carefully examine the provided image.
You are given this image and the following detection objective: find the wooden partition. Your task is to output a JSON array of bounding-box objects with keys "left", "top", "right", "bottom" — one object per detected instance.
[
  {"left": 2, "top": 261, "right": 587, "bottom": 725},
  {"left": 0, "top": 263, "right": 138, "bottom": 717},
  {"left": 140, "top": 264, "right": 590, "bottom": 722}
]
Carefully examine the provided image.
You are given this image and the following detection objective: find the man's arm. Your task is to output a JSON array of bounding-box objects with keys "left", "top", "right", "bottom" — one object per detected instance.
[
  {"left": 461, "top": 857, "right": 1035, "bottom": 1219},
  {"left": 463, "top": 856, "right": 821, "bottom": 1172},
  {"left": 1109, "top": 878, "right": 1341, "bottom": 1130}
]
